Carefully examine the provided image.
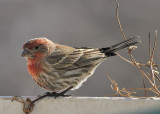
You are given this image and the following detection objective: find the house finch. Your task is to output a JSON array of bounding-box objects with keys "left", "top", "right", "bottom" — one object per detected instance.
[{"left": 21, "top": 36, "right": 140, "bottom": 97}]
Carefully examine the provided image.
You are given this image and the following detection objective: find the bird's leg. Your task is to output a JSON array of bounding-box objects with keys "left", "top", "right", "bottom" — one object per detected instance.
[
  {"left": 31, "top": 94, "right": 48, "bottom": 105},
  {"left": 31, "top": 86, "right": 73, "bottom": 105},
  {"left": 53, "top": 86, "right": 73, "bottom": 98}
]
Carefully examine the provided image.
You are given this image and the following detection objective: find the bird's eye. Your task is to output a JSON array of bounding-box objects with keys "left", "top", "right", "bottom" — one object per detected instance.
[{"left": 34, "top": 45, "right": 39, "bottom": 50}]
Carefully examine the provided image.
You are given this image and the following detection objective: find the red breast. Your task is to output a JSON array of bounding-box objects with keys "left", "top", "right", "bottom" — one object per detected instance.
[{"left": 27, "top": 53, "right": 44, "bottom": 78}]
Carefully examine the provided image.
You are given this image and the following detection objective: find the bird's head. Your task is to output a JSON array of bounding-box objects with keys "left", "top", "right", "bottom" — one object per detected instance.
[{"left": 21, "top": 38, "right": 55, "bottom": 60}]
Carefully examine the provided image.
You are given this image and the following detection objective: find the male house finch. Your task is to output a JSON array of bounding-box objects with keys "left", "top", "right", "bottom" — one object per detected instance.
[{"left": 22, "top": 36, "right": 140, "bottom": 99}]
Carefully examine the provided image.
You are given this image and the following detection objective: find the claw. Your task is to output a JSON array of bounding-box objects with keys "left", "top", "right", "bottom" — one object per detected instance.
[{"left": 31, "top": 86, "right": 73, "bottom": 104}]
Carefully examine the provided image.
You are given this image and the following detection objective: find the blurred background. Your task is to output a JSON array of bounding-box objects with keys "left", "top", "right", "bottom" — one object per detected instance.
[{"left": 0, "top": 0, "right": 160, "bottom": 97}]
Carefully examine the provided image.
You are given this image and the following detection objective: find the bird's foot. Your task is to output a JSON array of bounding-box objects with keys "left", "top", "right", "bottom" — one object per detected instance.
[
  {"left": 46, "top": 92, "right": 71, "bottom": 98},
  {"left": 46, "top": 86, "right": 73, "bottom": 98},
  {"left": 31, "top": 86, "right": 73, "bottom": 104}
]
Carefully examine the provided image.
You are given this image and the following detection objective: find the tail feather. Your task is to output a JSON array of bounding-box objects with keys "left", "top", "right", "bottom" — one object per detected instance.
[{"left": 100, "top": 36, "right": 141, "bottom": 57}]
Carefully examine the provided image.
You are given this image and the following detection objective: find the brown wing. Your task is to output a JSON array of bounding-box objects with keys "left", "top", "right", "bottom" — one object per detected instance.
[
  {"left": 77, "top": 48, "right": 105, "bottom": 64},
  {"left": 65, "top": 48, "right": 106, "bottom": 70},
  {"left": 46, "top": 45, "right": 106, "bottom": 71},
  {"left": 46, "top": 44, "right": 83, "bottom": 69}
]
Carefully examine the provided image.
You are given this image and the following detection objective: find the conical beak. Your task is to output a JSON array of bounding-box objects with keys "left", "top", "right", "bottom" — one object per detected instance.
[{"left": 21, "top": 49, "right": 32, "bottom": 57}]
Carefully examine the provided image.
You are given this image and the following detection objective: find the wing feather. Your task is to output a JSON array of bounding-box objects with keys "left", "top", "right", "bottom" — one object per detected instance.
[
  {"left": 53, "top": 49, "right": 83, "bottom": 69},
  {"left": 71, "top": 48, "right": 105, "bottom": 69},
  {"left": 46, "top": 46, "right": 106, "bottom": 71}
]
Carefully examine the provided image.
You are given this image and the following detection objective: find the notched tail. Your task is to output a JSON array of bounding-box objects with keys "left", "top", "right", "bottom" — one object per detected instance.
[{"left": 99, "top": 36, "right": 141, "bottom": 57}]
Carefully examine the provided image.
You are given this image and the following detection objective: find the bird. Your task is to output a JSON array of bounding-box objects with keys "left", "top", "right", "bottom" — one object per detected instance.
[{"left": 21, "top": 36, "right": 140, "bottom": 100}]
